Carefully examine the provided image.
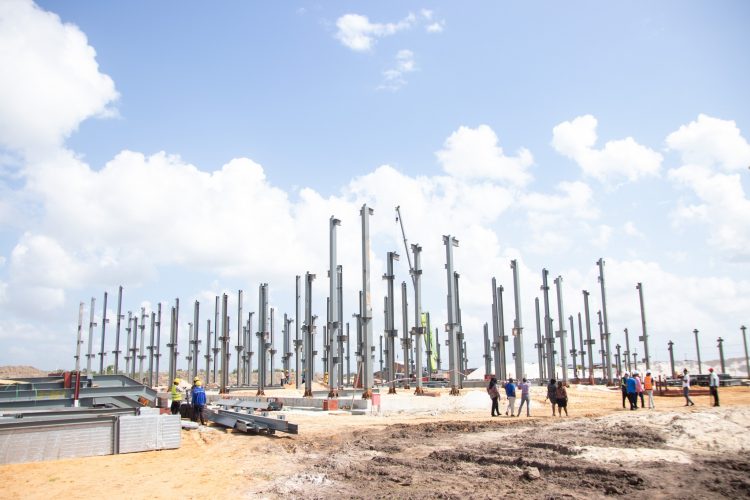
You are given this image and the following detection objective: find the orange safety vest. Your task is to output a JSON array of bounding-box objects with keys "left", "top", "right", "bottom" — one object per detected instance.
[{"left": 644, "top": 375, "right": 653, "bottom": 390}]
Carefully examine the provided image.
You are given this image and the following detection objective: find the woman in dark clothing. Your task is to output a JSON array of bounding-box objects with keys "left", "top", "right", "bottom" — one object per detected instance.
[
  {"left": 546, "top": 378, "right": 557, "bottom": 416},
  {"left": 487, "top": 377, "right": 500, "bottom": 417}
]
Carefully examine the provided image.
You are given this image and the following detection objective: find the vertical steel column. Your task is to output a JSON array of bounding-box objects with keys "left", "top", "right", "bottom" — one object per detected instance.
[
  {"left": 86, "top": 297, "right": 97, "bottom": 376},
  {"left": 236, "top": 290, "right": 243, "bottom": 386},
  {"left": 167, "top": 307, "right": 176, "bottom": 386},
  {"left": 553, "top": 276, "right": 568, "bottom": 384},
  {"left": 717, "top": 337, "right": 726, "bottom": 373},
  {"left": 327, "top": 216, "right": 341, "bottom": 397},
  {"left": 379, "top": 334, "right": 384, "bottom": 381},
  {"left": 742, "top": 326, "right": 749, "bottom": 377},
  {"left": 155, "top": 303, "right": 162, "bottom": 385},
  {"left": 270, "top": 308, "right": 276, "bottom": 387},
  {"left": 496, "top": 285, "right": 508, "bottom": 380},
  {"left": 190, "top": 301, "right": 199, "bottom": 382},
  {"left": 346, "top": 322, "right": 351, "bottom": 386},
  {"left": 98, "top": 292, "right": 109, "bottom": 374},
  {"left": 411, "top": 244, "right": 424, "bottom": 395},
  {"left": 534, "top": 297, "right": 545, "bottom": 380},
  {"left": 245, "top": 312, "right": 255, "bottom": 386},
  {"left": 597, "top": 310, "right": 606, "bottom": 379},
  {"left": 400, "top": 281, "right": 411, "bottom": 389},
  {"left": 569, "top": 315, "right": 578, "bottom": 379},
  {"left": 578, "top": 312, "right": 585, "bottom": 377},
  {"left": 668, "top": 340, "right": 676, "bottom": 377},
  {"left": 541, "top": 270, "right": 555, "bottom": 381},
  {"left": 694, "top": 329, "right": 702, "bottom": 374},
  {"left": 212, "top": 296, "right": 219, "bottom": 384},
  {"left": 582, "top": 291, "right": 595, "bottom": 382},
  {"left": 303, "top": 273, "right": 316, "bottom": 397},
  {"left": 148, "top": 311, "right": 156, "bottom": 387},
  {"left": 295, "top": 275, "right": 302, "bottom": 388},
  {"left": 138, "top": 307, "right": 146, "bottom": 382},
  {"left": 75, "top": 302, "right": 85, "bottom": 372},
  {"left": 510, "top": 260, "right": 524, "bottom": 379},
  {"left": 623, "top": 328, "right": 632, "bottom": 373},
  {"left": 425, "top": 313, "right": 433, "bottom": 381},
  {"left": 636, "top": 283, "right": 650, "bottom": 370},
  {"left": 173, "top": 299, "right": 180, "bottom": 381},
  {"left": 125, "top": 312, "right": 133, "bottom": 376},
  {"left": 443, "top": 235, "right": 460, "bottom": 395},
  {"left": 454, "top": 271, "right": 465, "bottom": 388},
  {"left": 256, "top": 285, "right": 268, "bottom": 395},
  {"left": 130, "top": 314, "right": 138, "bottom": 379},
  {"left": 632, "top": 351, "right": 638, "bottom": 373},
  {"left": 615, "top": 344, "right": 622, "bottom": 376},
  {"left": 596, "top": 258, "right": 613, "bottom": 384},
  {"left": 113, "top": 286, "right": 123, "bottom": 374},
  {"left": 186, "top": 323, "right": 194, "bottom": 382},
  {"left": 220, "top": 293, "right": 229, "bottom": 393},
  {"left": 205, "top": 320, "right": 212, "bottom": 383},
  {"left": 435, "top": 326, "right": 442, "bottom": 372},
  {"left": 360, "top": 204, "right": 375, "bottom": 398},
  {"left": 483, "top": 323, "right": 492, "bottom": 376},
  {"left": 337, "top": 266, "right": 344, "bottom": 390},
  {"left": 283, "top": 313, "right": 290, "bottom": 383},
  {"left": 147, "top": 311, "right": 155, "bottom": 386},
  {"left": 491, "top": 277, "right": 503, "bottom": 379},
  {"left": 383, "top": 251, "right": 399, "bottom": 394}
]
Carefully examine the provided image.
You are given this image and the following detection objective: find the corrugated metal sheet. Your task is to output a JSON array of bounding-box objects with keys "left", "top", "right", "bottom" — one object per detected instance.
[
  {"left": 118, "top": 415, "right": 158, "bottom": 454},
  {"left": 0, "top": 421, "right": 113, "bottom": 464},
  {"left": 157, "top": 415, "right": 181, "bottom": 449}
]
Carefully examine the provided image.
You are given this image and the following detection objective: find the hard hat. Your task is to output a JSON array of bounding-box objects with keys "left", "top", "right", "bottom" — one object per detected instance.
[
  {"left": 646, "top": 370, "right": 651, "bottom": 374},
  {"left": 174, "top": 378, "right": 181, "bottom": 384},
  {"left": 708, "top": 367, "right": 714, "bottom": 372},
  {"left": 194, "top": 376, "right": 201, "bottom": 382},
  {"left": 195, "top": 380, "right": 203, "bottom": 387}
]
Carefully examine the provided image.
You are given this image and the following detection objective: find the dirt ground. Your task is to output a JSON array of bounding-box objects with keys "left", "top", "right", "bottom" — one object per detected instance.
[{"left": 1, "top": 385, "right": 749, "bottom": 499}]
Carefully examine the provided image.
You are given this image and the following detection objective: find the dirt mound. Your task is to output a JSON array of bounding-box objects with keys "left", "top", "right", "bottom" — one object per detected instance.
[{"left": 0, "top": 365, "right": 49, "bottom": 378}]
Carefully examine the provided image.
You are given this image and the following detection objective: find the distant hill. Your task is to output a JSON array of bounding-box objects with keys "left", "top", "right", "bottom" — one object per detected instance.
[{"left": 0, "top": 365, "right": 50, "bottom": 378}]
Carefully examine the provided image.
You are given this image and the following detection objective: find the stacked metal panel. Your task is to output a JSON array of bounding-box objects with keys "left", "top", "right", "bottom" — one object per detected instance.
[
  {"left": 118, "top": 414, "right": 180, "bottom": 454},
  {"left": 0, "top": 420, "right": 113, "bottom": 464}
]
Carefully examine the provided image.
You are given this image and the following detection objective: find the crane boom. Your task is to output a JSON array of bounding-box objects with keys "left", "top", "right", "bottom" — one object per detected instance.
[{"left": 395, "top": 206, "right": 415, "bottom": 284}]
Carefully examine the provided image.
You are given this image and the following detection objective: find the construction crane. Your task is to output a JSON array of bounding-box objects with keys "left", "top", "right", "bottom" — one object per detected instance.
[{"left": 395, "top": 206, "right": 415, "bottom": 284}]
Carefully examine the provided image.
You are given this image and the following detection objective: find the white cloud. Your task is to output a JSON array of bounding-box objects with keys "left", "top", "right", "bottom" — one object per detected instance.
[
  {"left": 623, "top": 221, "right": 645, "bottom": 239},
  {"left": 335, "top": 12, "right": 415, "bottom": 52},
  {"left": 666, "top": 114, "right": 750, "bottom": 171},
  {"left": 378, "top": 49, "right": 416, "bottom": 91},
  {"left": 0, "top": 0, "right": 118, "bottom": 156},
  {"left": 552, "top": 115, "right": 663, "bottom": 183},
  {"left": 420, "top": 8, "right": 445, "bottom": 32},
  {"left": 436, "top": 125, "right": 533, "bottom": 185}
]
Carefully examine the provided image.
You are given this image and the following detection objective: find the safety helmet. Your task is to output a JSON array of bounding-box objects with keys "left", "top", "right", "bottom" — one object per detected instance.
[
  {"left": 646, "top": 370, "right": 651, "bottom": 374},
  {"left": 194, "top": 376, "right": 201, "bottom": 382},
  {"left": 195, "top": 380, "right": 203, "bottom": 387},
  {"left": 708, "top": 367, "right": 714, "bottom": 372},
  {"left": 174, "top": 378, "right": 181, "bottom": 384}
]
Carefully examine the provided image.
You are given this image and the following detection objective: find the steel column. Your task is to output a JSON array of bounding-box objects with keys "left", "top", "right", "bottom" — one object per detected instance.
[
  {"left": 553, "top": 276, "right": 568, "bottom": 384},
  {"left": 270, "top": 308, "right": 276, "bottom": 387},
  {"left": 328, "top": 216, "right": 341, "bottom": 397},
  {"left": 256, "top": 285, "right": 268, "bottom": 395},
  {"left": 491, "top": 277, "right": 504, "bottom": 380},
  {"left": 596, "top": 258, "right": 613, "bottom": 384},
  {"left": 98, "top": 292, "right": 109, "bottom": 374},
  {"left": 138, "top": 307, "right": 146, "bottom": 382},
  {"left": 220, "top": 293, "right": 229, "bottom": 393},
  {"left": 510, "top": 259, "right": 524, "bottom": 379},
  {"left": 212, "top": 296, "right": 219, "bottom": 384},
  {"left": 623, "top": 328, "right": 632, "bottom": 374},
  {"left": 443, "top": 235, "right": 460, "bottom": 395},
  {"left": 236, "top": 290, "right": 243, "bottom": 386},
  {"left": 742, "top": 326, "right": 749, "bottom": 377},
  {"left": 86, "top": 297, "right": 97, "bottom": 376},
  {"left": 693, "top": 329, "right": 702, "bottom": 374},
  {"left": 483, "top": 323, "right": 492, "bottom": 376},
  {"left": 541, "top": 269, "right": 555, "bottom": 381},
  {"left": 112, "top": 286, "right": 123, "bottom": 374},
  {"left": 569, "top": 315, "right": 578, "bottom": 379},
  {"left": 147, "top": 311, "right": 155, "bottom": 386},
  {"left": 401, "top": 281, "right": 411, "bottom": 389},
  {"left": 383, "top": 251, "right": 399, "bottom": 394},
  {"left": 154, "top": 303, "right": 162, "bottom": 385},
  {"left": 534, "top": 297, "right": 545, "bottom": 380},
  {"left": 412, "top": 244, "right": 424, "bottom": 394},
  {"left": 718, "top": 337, "right": 726, "bottom": 373},
  {"left": 636, "top": 282, "right": 650, "bottom": 370},
  {"left": 668, "top": 340, "right": 676, "bottom": 377},
  {"left": 295, "top": 275, "right": 302, "bottom": 389},
  {"left": 360, "top": 204, "right": 374, "bottom": 398},
  {"left": 582, "top": 291, "right": 595, "bottom": 382},
  {"left": 303, "top": 273, "right": 316, "bottom": 397},
  {"left": 75, "top": 302, "right": 84, "bottom": 373}
]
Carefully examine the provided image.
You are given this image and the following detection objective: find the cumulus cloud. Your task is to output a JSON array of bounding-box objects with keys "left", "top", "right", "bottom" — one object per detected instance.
[
  {"left": 552, "top": 115, "right": 662, "bottom": 183},
  {"left": 666, "top": 114, "right": 750, "bottom": 171},
  {"left": 666, "top": 115, "right": 750, "bottom": 261},
  {"left": 0, "top": 0, "right": 118, "bottom": 155},
  {"left": 436, "top": 125, "right": 533, "bottom": 185},
  {"left": 335, "top": 12, "right": 415, "bottom": 51}
]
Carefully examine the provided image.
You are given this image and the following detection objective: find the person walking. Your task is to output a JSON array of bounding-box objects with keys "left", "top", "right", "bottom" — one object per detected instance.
[
  {"left": 191, "top": 378, "right": 207, "bottom": 425},
  {"left": 170, "top": 378, "right": 183, "bottom": 415},
  {"left": 708, "top": 367, "right": 720, "bottom": 407},
  {"left": 555, "top": 381, "right": 568, "bottom": 417},
  {"left": 620, "top": 373, "right": 629, "bottom": 409},
  {"left": 682, "top": 368, "right": 695, "bottom": 406},
  {"left": 517, "top": 377, "right": 531, "bottom": 417},
  {"left": 505, "top": 378, "right": 517, "bottom": 416},
  {"left": 643, "top": 370, "right": 655, "bottom": 409},
  {"left": 635, "top": 372, "right": 645, "bottom": 408},
  {"left": 487, "top": 377, "right": 500, "bottom": 417},
  {"left": 546, "top": 379, "right": 557, "bottom": 416},
  {"left": 626, "top": 373, "right": 637, "bottom": 410}
]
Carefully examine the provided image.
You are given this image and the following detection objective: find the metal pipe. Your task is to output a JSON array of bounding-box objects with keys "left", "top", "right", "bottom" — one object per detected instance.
[
  {"left": 717, "top": 337, "right": 726, "bottom": 374},
  {"left": 694, "top": 328, "right": 702, "bottom": 374}
]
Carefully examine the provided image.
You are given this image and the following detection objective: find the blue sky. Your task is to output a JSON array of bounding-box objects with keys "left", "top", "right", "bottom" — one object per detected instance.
[{"left": 1, "top": 1, "right": 749, "bottom": 373}]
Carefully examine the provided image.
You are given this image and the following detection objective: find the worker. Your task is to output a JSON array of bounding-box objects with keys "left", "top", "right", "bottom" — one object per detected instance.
[
  {"left": 545, "top": 379, "right": 557, "bottom": 416},
  {"left": 487, "top": 377, "right": 500, "bottom": 417},
  {"left": 708, "top": 367, "right": 720, "bottom": 407},
  {"left": 555, "top": 381, "right": 568, "bottom": 417},
  {"left": 191, "top": 379, "right": 207, "bottom": 425},
  {"left": 170, "top": 378, "right": 183, "bottom": 415},
  {"left": 682, "top": 368, "right": 695, "bottom": 407},
  {"left": 626, "top": 372, "right": 637, "bottom": 410},
  {"left": 516, "top": 377, "right": 531, "bottom": 417},
  {"left": 643, "top": 370, "right": 655, "bottom": 409},
  {"left": 504, "top": 377, "right": 517, "bottom": 417}
]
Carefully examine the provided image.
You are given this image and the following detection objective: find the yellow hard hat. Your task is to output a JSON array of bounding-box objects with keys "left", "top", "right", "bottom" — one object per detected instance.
[
  {"left": 195, "top": 380, "right": 203, "bottom": 387},
  {"left": 194, "top": 376, "right": 200, "bottom": 382},
  {"left": 174, "top": 378, "right": 181, "bottom": 384}
]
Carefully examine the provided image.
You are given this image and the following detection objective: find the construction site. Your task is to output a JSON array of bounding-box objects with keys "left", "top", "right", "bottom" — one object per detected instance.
[{"left": 1, "top": 204, "right": 749, "bottom": 499}]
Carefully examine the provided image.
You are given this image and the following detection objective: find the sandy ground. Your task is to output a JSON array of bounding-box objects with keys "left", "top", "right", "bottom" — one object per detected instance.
[{"left": 1, "top": 385, "right": 749, "bottom": 499}]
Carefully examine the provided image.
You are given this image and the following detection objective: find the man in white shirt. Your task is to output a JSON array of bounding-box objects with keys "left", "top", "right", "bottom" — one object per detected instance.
[
  {"left": 708, "top": 367, "right": 720, "bottom": 407},
  {"left": 682, "top": 368, "right": 695, "bottom": 406}
]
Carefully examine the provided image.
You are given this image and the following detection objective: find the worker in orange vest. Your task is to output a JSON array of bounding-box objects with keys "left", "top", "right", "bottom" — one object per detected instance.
[{"left": 643, "top": 370, "right": 655, "bottom": 409}]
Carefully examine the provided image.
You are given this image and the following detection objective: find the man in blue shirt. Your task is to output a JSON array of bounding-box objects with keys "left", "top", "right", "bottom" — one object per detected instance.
[
  {"left": 626, "top": 373, "right": 638, "bottom": 410},
  {"left": 191, "top": 379, "right": 207, "bottom": 425},
  {"left": 504, "top": 378, "right": 517, "bottom": 417}
]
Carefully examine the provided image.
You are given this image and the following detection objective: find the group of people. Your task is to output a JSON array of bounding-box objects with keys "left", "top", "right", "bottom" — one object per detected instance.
[
  {"left": 486, "top": 377, "right": 533, "bottom": 417},
  {"left": 170, "top": 376, "right": 207, "bottom": 425},
  {"left": 681, "top": 367, "right": 721, "bottom": 407},
  {"left": 620, "top": 370, "right": 656, "bottom": 410}
]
